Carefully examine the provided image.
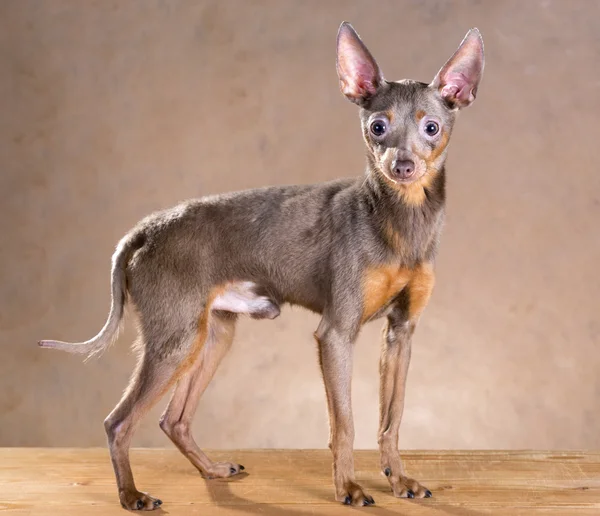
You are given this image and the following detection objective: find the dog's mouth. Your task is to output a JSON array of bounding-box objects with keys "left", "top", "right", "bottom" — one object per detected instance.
[{"left": 391, "top": 170, "right": 416, "bottom": 183}]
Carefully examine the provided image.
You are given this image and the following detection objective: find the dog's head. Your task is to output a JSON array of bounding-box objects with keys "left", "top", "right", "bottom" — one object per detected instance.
[{"left": 336, "top": 23, "right": 484, "bottom": 189}]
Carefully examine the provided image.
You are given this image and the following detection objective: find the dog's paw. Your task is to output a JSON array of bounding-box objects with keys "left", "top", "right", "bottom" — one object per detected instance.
[
  {"left": 337, "top": 481, "right": 375, "bottom": 507},
  {"left": 204, "top": 461, "right": 246, "bottom": 479},
  {"left": 383, "top": 467, "right": 431, "bottom": 499},
  {"left": 119, "top": 490, "right": 162, "bottom": 511}
]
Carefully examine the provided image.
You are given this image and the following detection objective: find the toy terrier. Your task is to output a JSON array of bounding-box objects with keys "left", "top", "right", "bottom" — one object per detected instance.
[{"left": 40, "top": 21, "right": 484, "bottom": 510}]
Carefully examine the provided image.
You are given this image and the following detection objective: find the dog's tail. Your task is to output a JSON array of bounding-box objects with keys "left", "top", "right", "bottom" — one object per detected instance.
[{"left": 38, "top": 232, "right": 144, "bottom": 361}]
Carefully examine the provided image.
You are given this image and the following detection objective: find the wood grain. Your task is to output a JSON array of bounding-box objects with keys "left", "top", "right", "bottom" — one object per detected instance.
[{"left": 0, "top": 449, "right": 599, "bottom": 515}]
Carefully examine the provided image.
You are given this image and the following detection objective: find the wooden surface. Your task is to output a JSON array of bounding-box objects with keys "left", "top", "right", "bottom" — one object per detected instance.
[{"left": 1, "top": 449, "right": 599, "bottom": 515}]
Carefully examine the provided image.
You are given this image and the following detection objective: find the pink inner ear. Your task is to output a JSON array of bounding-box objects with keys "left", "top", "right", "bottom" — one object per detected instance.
[
  {"left": 336, "top": 24, "right": 382, "bottom": 102},
  {"left": 440, "top": 71, "right": 476, "bottom": 105},
  {"left": 339, "top": 52, "right": 379, "bottom": 98},
  {"left": 434, "top": 29, "right": 484, "bottom": 108}
]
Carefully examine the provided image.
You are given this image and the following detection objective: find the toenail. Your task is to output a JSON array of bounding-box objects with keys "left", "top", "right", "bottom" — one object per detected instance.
[
  {"left": 344, "top": 495, "right": 352, "bottom": 505},
  {"left": 239, "top": 464, "right": 245, "bottom": 470},
  {"left": 425, "top": 489, "right": 432, "bottom": 498},
  {"left": 407, "top": 490, "right": 414, "bottom": 499},
  {"left": 230, "top": 467, "right": 236, "bottom": 474},
  {"left": 136, "top": 499, "right": 144, "bottom": 510},
  {"left": 384, "top": 467, "right": 391, "bottom": 477}
]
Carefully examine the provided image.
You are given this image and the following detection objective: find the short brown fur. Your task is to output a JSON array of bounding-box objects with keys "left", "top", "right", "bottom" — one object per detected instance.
[
  {"left": 407, "top": 263, "right": 436, "bottom": 321},
  {"left": 362, "top": 265, "right": 411, "bottom": 322},
  {"left": 398, "top": 171, "right": 438, "bottom": 206}
]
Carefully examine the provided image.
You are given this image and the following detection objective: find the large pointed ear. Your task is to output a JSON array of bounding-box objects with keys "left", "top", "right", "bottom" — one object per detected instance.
[
  {"left": 336, "top": 22, "right": 384, "bottom": 105},
  {"left": 431, "top": 28, "right": 484, "bottom": 109}
]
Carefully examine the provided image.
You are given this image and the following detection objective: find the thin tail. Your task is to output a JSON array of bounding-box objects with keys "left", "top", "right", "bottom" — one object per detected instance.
[{"left": 38, "top": 232, "right": 143, "bottom": 360}]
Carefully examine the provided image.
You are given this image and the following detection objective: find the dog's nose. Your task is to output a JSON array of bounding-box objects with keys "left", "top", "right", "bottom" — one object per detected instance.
[{"left": 392, "top": 159, "right": 415, "bottom": 179}]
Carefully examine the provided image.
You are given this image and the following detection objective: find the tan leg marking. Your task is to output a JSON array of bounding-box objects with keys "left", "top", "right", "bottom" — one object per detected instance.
[
  {"left": 104, "top": 282, "right": 262, "bottom": 510},
  {"left": 378, "top": 263, "right": 435, "bottom": 499},
  {"left": 105, "top": 353, "right": 184, "bottom": 510},
  {"left": 160, "top": 313, "right": 243, "bottom": 478}
]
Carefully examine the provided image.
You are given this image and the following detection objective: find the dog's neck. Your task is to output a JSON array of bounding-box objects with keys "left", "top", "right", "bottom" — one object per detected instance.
[{"left": 361, "top": 156, "right": 446, "bottom": 263}]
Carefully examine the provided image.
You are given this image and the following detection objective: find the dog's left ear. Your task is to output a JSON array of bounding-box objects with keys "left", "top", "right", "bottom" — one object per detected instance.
[
  {"left": 431, "top": 28, "right": 484, "bottom": 109},
  {"left": 336, "top": 22, "right": 384, "bottom": 105}
]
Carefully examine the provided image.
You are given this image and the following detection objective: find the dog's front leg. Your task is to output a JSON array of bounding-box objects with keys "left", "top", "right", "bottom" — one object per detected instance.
[
  {"left": 378, "top": 264, "right": 435, "bottom": 499},
  {"left": 314, "top": 320, "right": 375, "bottom": 507}
]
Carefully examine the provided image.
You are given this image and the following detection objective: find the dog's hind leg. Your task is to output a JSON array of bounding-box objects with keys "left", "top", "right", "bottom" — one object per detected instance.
[
  {"left": 103, "top": 298, "right": 216, "bottom": 511},
  {"left": 104, "top": 345, "right": 186, "bottom": 511},
  {"left": 159, "top": 311, "right": 244, "bottom": 478}
]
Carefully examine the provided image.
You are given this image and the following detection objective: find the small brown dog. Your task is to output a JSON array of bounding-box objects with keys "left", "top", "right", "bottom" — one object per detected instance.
[{"left": 40, "top": 22, "right": 484, "bottom": 510}]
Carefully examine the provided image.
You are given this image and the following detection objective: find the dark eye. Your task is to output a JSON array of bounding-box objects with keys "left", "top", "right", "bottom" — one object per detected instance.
[
  {"left": 424, "top": 121, "right": 439, "bottom": 136},
  {"left": 370, "top": 120, "right": 386, "bottom": 136}
]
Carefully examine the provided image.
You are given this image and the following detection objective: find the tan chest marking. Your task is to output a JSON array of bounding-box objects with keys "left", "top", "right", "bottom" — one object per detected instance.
[
  {"left": 362, "top": 265, "right": 412, "bottom": 322},
  {"left": 407, "top": 263, "right": 435, "bottom": 321},
  {"left": 361, "top": 263, "right": 435, "bottom": 323}
]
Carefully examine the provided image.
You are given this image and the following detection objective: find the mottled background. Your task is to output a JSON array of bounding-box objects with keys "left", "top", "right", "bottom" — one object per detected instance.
[{"left": 1, "top": 0, "right": 599, "bottom": 450}]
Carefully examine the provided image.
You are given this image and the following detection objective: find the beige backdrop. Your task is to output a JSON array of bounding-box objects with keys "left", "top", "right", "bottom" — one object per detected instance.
[{"left": 1, "top": 0, "right": 599, "bottom": 450}]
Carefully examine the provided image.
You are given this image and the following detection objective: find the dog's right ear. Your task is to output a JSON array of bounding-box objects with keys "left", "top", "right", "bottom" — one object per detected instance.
[{"left": 336, "top": 22, "right": 384, "bottom": 105}]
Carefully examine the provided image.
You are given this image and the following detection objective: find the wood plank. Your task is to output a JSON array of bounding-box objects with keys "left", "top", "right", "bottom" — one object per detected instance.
[{"left": 0, "top": 449, "right": 599, "bottom": 515}]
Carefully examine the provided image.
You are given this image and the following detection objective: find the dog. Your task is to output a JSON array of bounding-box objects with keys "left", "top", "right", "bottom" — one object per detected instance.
[{"left": 39, "top": 21, "right": 484, "bottom": 510}]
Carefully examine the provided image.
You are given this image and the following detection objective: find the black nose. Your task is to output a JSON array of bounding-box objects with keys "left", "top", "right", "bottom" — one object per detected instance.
[{"left": 392, "top": 159, "right": 415, "bottom": 179}]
